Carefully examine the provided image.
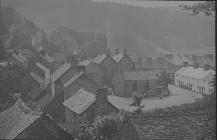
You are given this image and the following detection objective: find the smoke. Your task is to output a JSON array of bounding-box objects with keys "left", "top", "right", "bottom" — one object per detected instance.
[{"left": 31, "top": 30, "right": 43, "bottom": 51}]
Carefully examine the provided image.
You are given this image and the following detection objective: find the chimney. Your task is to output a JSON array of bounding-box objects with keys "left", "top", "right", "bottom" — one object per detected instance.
[
  {"left": 204, "top": 64, "right": 210, "bottom": 71},
  {"left": 137, "top": 57, "right": 142, "bottom": 65},
  {"left": 70, "top": 54, "right": 79, "bottom": 66},
  {"left": 147, "top": 57, "right": 152, "bottom": 64},
  {"left": 193, "top": 62, "right": 199, "bottom": 69},
  {"left": 96, "top": 88, "right": 107, "bottom": 102},
  {"left": 115, "top": 49, "right": 120, "bottom": 55},
  {"left": 166, "top": 54, "right": 173, "bottom": 59},
  {"left": 183, "top": 61, "right": 188, "bottom": 67},
  {"left": 123, "top": 50, "right": 128, "bottom": 56}
]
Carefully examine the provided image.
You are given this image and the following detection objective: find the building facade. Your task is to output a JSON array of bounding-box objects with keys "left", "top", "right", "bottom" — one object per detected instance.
[
  {"left": 175, "top": 64, "right": 215, "bottom": 94},
  {"left": 112, "top": 71, "right": 160, "bottom": 97}
]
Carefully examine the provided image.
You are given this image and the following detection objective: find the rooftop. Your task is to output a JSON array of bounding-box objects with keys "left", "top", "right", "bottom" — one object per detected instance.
[
  {"left": 165, "top": 54, "right": 193, "bottom": 66},
  {"left": 36, "top": 62, "right": 50, "bottom": 73},
  {"left": 51, "top": 62, "right": 71, "bottom": 82},
  {"left": 92, "top": 54, "right": 107, "bottom": 64},
  {"left": 40, "top": 54, "right": 55, "bottom": 63},
  {"left": 78, "top": 59, "right": 90, "bottom": 66},
  {"left": 0, "top": 99, "right": 42, "bottom": 139},
  {"left": 176, "top": 66, "right": 215, "bottom": 80},
  {"left": 63, "top": 89, "right": 96, "bottom": 114},
  {"left": 63, "top": 71, "right": 84, "bottom": 88},
  {"left": 50, "top": 52, "right": 66, "bottom": 62},
  {"left": 27, "top": 86, "right": 44, "bottom": 101},
  {"left": 30, "top": 72, "right": 44, "bottom": 83},
  {"left": 112, "top": 54, "right": 124, "bottom": 63}
]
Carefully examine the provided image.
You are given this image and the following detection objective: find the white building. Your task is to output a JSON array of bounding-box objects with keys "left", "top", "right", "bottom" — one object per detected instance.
[{"left": 175, "top": 63, "right": 215, "bottom": 95}]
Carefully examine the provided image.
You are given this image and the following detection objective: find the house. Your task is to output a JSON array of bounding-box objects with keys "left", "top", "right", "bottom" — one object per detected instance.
[
  {"left": 0, "top": 99, "right": 72, "bottom": 140},
  {"left": 63, "top": 88, "right": 119, "bottom": 136},
  {"left": 112, "top": 49, "right": 135, "bottom": 72},
  {"left": 191, "top": 54, "right": 215, "bottom": 70},
  {"left": 78, "top": 59, "right": 103, "bottom": 86},
  {"left": 92, "top": 53, "right": 118, "bottom": 86},
  {"left": 112, "top": 71, "right": 160, "bottom": 97},
  {"left": 175, "top": 63, "right": 215, "bottom": 94}
]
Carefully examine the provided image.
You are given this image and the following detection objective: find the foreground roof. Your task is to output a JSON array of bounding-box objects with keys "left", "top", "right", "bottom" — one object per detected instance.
[
  {"left": 63, "top": 89, "right": 96, "bottom": 114},
  {"left": 15, "top": 115, "right": 73, "bottom": 140},
  {"left": 176, "top": 66, "right": 215, "bottom": 80},
  {"left": 0, "top": 99, "right": 42, "bottom": 139}
]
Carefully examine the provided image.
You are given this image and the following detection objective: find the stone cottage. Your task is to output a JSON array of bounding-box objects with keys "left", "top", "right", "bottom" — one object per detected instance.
[
  {"left": 112, "top": 49, "right": 135, "bottom": 72},
  {"left": 92, "top": 53, "right": 118, "bottom": 86},
  {"left": 112, "top": 71, "right": 160, "bottom": 97},
  {"left": 63, "top": 88, "right": 119, "bottom": 136}
]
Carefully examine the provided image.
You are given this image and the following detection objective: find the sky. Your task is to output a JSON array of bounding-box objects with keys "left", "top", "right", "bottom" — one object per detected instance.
[{"left": 92, "top": 0, "right": 202, "bottom": 8}]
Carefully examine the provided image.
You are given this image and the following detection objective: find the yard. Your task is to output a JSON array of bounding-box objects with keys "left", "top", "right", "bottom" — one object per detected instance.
[{"left": 108, "top": 84, "right": 203, "bottom": 112}]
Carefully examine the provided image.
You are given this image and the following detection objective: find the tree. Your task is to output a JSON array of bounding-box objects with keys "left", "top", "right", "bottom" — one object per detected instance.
[
  {"left": 130, "top": 96, "right": 144, "bottom": 113},
  {"left": 77, "top": 113, "right": 127, "bottom": 140},
  {"left": 180, "top": 1, "right": 215, "bottom": 17}
]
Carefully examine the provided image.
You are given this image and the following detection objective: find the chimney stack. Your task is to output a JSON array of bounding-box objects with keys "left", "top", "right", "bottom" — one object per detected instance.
[
  {"left": 183, "top": 61, "right": 188, "bottom": 67},
  {"left": 204, "top": 64, "right": 210, "bottom": 71},
  {"left": 137, "top": 57, "right": 142, "bottom": 65},
  {"left": 115, "top": 49, "right": 120, "bottom": 55},
  {"left": 193, "top": 62, "right": 199, "bottom": 69},
  {"left": 123, "top": 50, "right": 128, "bottom": 56},
  {"left": 69, "top": 54, "right": 79, "bottom": 66}
]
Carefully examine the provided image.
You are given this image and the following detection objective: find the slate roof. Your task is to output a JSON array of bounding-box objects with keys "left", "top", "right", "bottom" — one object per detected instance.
[
  {"left": 176, "top": 66, "right": 215, "bottom": 80},
  {"left": 51, "top": 62, "right": 71, "bottom": 82},
  {"left": 30, "top": 72, "right": 44, "bottom": 83},
  {"left": 0, "top": 99, "right": 42, "bottom": 139},
  {"left": 63, "top": 71, "right": 84, "bottom": 88},
  {"left": 36, "top": 62, "right": 50, "bottom": 73},
  {"left": 131, "top": 113, "right": 215, "bottom": 140},
  {"left": 63, "top": 89, "right": 96, "bottom": 114},
  {"left": 58, "top": 67, "right": 78, "bottom": 84},
  {"left": 92, "top": 54, "right": 107, "bottom": 64},
  {"left": 78, "top": 59, "right": 91, "bottom": 66},
  {"left": 123, "top": 71, "right": 158, "bottom": 81},
  {"left": 112, "top": 54, "right": 124, "bottom": 63},
  {"left": 15, "top": 115, "right": 73, "bottom": 140},
  {"left": 165, "top": 54, "right": 193, "bottom": 66},
  {"left": 18, "top": 49, "right": 35, "bottom": 58},
  {"left": 40, "top": 54, "right": 55, "bottom": 63},
  {"left": 12, "top": 53, "right": 26, "bottom": 64}
]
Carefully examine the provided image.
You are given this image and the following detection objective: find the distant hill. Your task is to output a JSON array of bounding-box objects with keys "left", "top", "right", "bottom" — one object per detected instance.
[{"left": 3, "top": 0, "right": 215, "bottom": 57}]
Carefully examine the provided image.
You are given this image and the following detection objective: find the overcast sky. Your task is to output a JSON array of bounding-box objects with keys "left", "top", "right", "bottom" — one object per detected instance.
[{"left": 92, "top": 0, "right": 201, "bottom": 8}]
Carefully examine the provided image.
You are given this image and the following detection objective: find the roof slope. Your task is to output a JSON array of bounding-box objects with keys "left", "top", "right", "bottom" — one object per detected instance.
[
  {"left": 63, "top": 89, "right": 96, "bottom": 114},
  {"left": 92, "top": 54, "right": 106, "bottom": 64},
  {"left": 0, "top": 99, "right": 42, "bottom": 139},
  {"left": 15, "top": 115, "right": 72, "bottom": 140},
  {"left": 165, "top": 54, "right": 193, "bottom": 66},
  {"left": 112, "top": 54, "right": 124, "bottom": 63},
  {"left": 176, "top": 66, "right": 215, "bottom": 80},
  {"left": 51, "top": 62, "right": 71, "bottom": 82}
]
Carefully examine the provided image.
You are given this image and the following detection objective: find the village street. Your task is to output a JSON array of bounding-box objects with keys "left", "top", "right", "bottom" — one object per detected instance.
[{"left": 108, "top": 84, "right": 203, "bottom": 112}]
